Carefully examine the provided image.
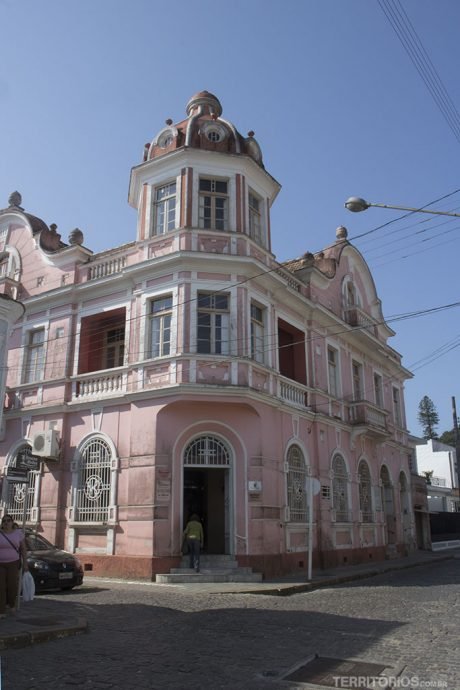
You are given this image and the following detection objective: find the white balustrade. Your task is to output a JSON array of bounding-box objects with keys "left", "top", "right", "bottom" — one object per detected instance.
[
  {"left": 88, "top": 256, "right": 126, "bottom": 280},
  {"left": 278, "top": 377, "right": 308, "bottom": 408},
  {"left": 75, "top": 372, "right": 125, "bottom": 399}
]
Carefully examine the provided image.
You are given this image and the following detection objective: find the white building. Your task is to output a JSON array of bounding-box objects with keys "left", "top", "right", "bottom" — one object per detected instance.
[{"left": 415, "top": 439, "right": 459, "bottom": 512}]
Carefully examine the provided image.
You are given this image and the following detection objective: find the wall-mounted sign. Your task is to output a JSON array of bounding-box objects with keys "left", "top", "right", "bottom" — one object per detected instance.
[{"left": 6, "top": 447, "right": 41, "bottom": 481}]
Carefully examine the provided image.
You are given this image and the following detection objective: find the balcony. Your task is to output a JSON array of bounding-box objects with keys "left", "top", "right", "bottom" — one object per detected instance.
[
  {"left": 344, "top": 306, "right": 378, "bottom": 338},
  {"left": 277, "top": 376, "right": 309, "bottom": 409},
  {"left": 348, "top": 400, "right": 390, "bottom": 441},
  {"left": 72, "top": 369, "right": 127, "bottom": 400},
  {"left": 87, "top": 256, "right": 126, "bottom": 281}
]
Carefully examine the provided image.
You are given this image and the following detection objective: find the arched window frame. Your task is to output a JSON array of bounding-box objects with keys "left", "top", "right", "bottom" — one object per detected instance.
[
  {"left": 358, "top": 459, "right": 373, "bottom": 523},
  {"left": 286, "top": 444, "right": 308, "bottom": 523},
  {"left": 183, "top": 435, "right": 231, "bottom": 467},
  {"left": 331, "top": 453, "right": 350, "bottom": 522},
  {"left": 2, "top": 441, "right": 41, "bottom": 524},
  {"left": 69, "top": 434, "right": 119, "bottom": 526}
]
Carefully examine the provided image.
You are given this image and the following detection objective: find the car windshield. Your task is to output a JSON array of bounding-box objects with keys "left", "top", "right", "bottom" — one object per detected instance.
[{"left": 26, "top": 533, "right": 56, "bottom": 551}]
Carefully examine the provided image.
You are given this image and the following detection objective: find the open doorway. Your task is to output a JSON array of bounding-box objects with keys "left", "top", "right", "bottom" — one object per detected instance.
[{"left": 183, "top": 468, "right": 230, "bottom": 554}]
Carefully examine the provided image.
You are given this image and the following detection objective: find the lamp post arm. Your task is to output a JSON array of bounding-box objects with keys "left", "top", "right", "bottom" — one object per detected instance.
[
  {"left": 344, "top": 196, "right": 460, "bottom": 218},
  {"left": 367, "top": 202, "right": 460, "bottom": 218}
]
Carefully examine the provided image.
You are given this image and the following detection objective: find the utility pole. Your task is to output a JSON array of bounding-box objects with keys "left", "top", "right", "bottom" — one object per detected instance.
[{"left": 451, "top": 397, "right": 460, "bottom": 508}]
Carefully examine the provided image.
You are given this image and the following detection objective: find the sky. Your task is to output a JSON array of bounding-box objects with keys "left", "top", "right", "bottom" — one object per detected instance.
[{"left": 1, "top": 0, "right": 459, "bottom": 437}]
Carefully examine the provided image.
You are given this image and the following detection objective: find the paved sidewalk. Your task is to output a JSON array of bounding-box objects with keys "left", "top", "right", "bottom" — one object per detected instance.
[{"left": 0, "top": 548, "right": 457, "bottom": 650}]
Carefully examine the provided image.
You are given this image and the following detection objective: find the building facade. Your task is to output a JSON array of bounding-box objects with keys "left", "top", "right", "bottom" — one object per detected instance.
[
  {"left": 415, "top": 439, "right": 459, "bottom": 513},
  {"left": 0, "top": 92, "right": 415, "bottom": 579}
]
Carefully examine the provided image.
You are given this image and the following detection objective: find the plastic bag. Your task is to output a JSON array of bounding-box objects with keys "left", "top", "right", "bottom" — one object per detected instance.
[{"left": 22, "top": 571, "right": 35, "bottom": 602}]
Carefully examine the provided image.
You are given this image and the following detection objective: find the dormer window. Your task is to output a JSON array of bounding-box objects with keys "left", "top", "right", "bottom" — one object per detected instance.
[
  {"left": 199, "top": 178, "right": 228, "bottom": 231},
  {"left": 152, "top": 182, "right": 176, "bottom": 235},
  {"left": 207, "top": 130, "right": 221, "bottom": 142}
]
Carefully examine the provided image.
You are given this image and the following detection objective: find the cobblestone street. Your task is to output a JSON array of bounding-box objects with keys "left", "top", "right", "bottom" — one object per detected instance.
[{"left": 1, "top": 558, "right": 458, "bottom": 689}]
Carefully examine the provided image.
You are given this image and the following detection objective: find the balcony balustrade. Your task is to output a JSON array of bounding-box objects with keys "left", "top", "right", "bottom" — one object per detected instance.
[
  {"left": 277, "top": 376, "right": 309, "bottom": 409},
  {"left": 88, "top": 256, "right": 126, "bottom": 281},
  {"left": 73, "top": 370, "right": 127, "bottom": 400},
  {"left": 348, "top": 400, "right": 390, "bottom": 441},
  {"left": 344, "top": 306, "right": 378, "bottom": 337}
]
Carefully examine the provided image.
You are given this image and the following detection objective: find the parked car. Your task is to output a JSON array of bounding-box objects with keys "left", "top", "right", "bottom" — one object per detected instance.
[{"left": 24, "top": 530, "right": 84, "bottom": 592}]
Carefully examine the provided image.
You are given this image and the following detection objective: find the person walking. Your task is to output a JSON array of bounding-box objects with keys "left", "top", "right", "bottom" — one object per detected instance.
[
  {"left": 182, "top": 514, "right": 204, "bottom": 572},
  {"left": 0, "top": 514, "right": 28, "bottom": 617}
]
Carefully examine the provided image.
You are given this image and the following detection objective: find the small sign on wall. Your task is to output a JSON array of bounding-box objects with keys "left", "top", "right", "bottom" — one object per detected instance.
[{"left": 248, "top": 480, "right": 262, "bottom": 494}]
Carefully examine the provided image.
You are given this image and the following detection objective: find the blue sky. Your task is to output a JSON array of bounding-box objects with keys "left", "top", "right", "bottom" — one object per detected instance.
[{"left": 1, "top": 0, "right": 459, "bottom": 436}]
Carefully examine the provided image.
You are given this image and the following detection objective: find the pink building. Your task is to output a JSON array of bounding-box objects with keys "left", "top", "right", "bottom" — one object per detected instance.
[{"left": 0, "top": 92, "right": 415, "bottom": 580}]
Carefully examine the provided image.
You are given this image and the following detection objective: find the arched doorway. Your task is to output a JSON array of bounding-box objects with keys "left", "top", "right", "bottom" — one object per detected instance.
[
  {"left": 380, "top": 465, "right": 395, "bottom": 545},
  {"left": 183, "top": 435, "right": 232, "bottom": 554}
]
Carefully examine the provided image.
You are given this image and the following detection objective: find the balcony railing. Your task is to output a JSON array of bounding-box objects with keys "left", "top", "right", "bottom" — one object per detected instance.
[
  {"left": 72, "top": 370, "right": 127, "bottom": 400},
  {"left": 344, "top": 306, "right": 378, "bottom": 337},
  {"left": 278, "top": 376, "right": 309, "bottom": 408},
  {"left": 88, "top": 256, "right": 126, "bottom": 281},
  {"left": 348, "top": 400, "right": 390, "bottom": 440}
]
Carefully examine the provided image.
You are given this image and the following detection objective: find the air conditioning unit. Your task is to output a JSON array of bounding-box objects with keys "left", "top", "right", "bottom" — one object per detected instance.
[{"left": 32, "top": 430, "right": 60, "bottom": 460}]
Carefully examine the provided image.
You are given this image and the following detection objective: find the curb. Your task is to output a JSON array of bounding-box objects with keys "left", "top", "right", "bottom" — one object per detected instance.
[
  {"left": 0, "top": 617, "right": 88, "bottom": 650},
  {"left": 236, "top": 553, "right": 456, "bottom": 596}
]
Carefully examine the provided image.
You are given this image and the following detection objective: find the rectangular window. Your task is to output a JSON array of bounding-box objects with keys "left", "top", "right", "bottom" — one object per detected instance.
[
  {"left": 327, "top": 346, "right": 339, "bottom": 397},
  {"left": 198, "top": 178, "right": 228, "bottom": 231},
  {"left": 374, "top": 373, "right": 383, "bottom": 408},
  {"left": 393, "top": 386, "right": 402, "bottom": 426},
  {"left": 248, "top": 191, "right": 263, "bottom": 244},
  {"left": 23, "top": 329, "right": 45, "bottom": 383},
  {"left": 153, "top": 182, "right": 176, "bottom": 235},
  {"left": 352, "top": 360, "right": 363, "bottom": 400},
  {"left": 197, "top": 292, "right": 229, "bottom": 354},
  {"left": 105, "top": 327, "right": 125, "bottom": 368},
  {"left": 149, "top": 295, "right": 172, "bottom": 357},
  {"left": 250, "top": 303, "right": 265, "bottom": 364}
]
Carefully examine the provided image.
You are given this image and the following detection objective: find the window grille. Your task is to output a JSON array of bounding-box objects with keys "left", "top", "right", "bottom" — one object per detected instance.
[
  {"left": 184, "top": 436, "right": 230, "bottom": 466},
  {"left": 5, "top": 475, "right": 38, "bottom": 523},
  {"left": 332, "top": 454, "right": 350, "bottom": 522},
  {"left": 287, "top": 445, "right": 307, "bottom": 522},
  {"left": 74, "top": 438, "right": 112, "bottom": 522},
  {"left": 358, "top": 460, "right": 373, "bottom": 522}
]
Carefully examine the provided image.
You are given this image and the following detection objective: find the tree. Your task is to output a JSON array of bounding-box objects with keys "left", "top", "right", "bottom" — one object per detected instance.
[{"left": 417, "top": 396, "right": 439, "bottom": 440}]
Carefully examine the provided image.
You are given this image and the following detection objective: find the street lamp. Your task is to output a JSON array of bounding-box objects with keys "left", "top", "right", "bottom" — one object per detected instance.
[{"left": 345, "top": 196, "right": 460, "bottom": 218}]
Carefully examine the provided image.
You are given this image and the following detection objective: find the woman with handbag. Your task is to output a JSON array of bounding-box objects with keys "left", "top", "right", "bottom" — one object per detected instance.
[{"left": 0, "top": 514, "right": 28, "bottom": 617}]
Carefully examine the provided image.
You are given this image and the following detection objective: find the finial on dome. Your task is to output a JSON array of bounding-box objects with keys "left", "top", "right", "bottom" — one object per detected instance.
[
  {"left": 336, "top": 225, "right": 348, "bottom": 241},
  {"left": 247, "top": 130, "right": 255, "bottom": 138},
  {"left": 68, "top": 228, "right": 84, "bottom": 245},
  {"left": 186, "top": 91, "right": 222, "bottom": 118},
  {"left": 165, "top": 118, "right": 173, "bottom": 126},
  {"left": 8, "top": 191, "right": 22, "bottom": 208}
]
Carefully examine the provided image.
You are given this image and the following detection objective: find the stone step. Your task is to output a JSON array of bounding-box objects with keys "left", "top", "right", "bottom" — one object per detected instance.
[
  {"left": 180, "top": 556, "right": 240, "bottom": 569},
  {"left": 156, "top": 571, "right": 263, "bottom": 584},
  {"left": 170, "top": 566, "right": 254, "bottom": 575}
]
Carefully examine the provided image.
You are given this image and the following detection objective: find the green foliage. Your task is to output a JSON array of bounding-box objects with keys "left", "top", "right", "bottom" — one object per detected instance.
[
  {"left": 422, "top": 470, "right": 433, "bottom": 484},
  {"left": 417, "top": 395, "right": 439, "bottom": 440}
]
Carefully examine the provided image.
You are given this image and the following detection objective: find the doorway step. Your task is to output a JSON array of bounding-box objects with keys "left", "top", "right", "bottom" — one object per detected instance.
[{"left": 155, "top": 555, "right": 262, "bottom": 583}]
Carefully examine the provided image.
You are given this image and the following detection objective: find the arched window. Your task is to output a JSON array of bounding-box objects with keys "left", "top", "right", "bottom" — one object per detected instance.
[
  {"left": 184, "top": 436, "right": 230, "bottom": 466},
  {"left": 358, "top": 460, "right": 373, "bottom": 523},
  {"left": 2, "top": 444, "right": 40, "bottom": 524},
  {"left": 332, "top": 454, "right": 350, "bottom": 522},
  {"left": 72, "top": 436, "right": 115, "bottom": 523},
  {"left": 286, "top": 445, "right": 308, "bottom": 522}
]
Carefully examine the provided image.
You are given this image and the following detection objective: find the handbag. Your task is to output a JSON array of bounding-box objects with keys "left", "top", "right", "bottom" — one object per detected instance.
[
  {"left": 22, "top": 571, "right": 35, "bottom": 602},
  {"left": 0, "top": 531, "right": 21, "bottom": 569}
]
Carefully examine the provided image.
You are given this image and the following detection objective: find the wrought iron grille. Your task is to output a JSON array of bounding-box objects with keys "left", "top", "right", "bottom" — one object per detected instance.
[
  {"left": 332, "top": 454, "right": 350, "bottom": 522},
  {"left": 184, "top": 436, "right": 230, "bottom": 466},
  {"left": 5, "top": 473, "right": 38, "bottom": 523},
  {"left": 75, "top": 438, "right": 112, "bottom": 522},
  {"left": 287, "top": 445, "right": 307, "bottom": 522},
  {"left": 358, "top": 460, "right": 373, "bottom": 522}
]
